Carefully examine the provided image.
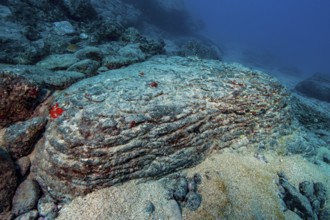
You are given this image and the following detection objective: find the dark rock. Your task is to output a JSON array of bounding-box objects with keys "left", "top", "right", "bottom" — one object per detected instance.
[
  {"left": 4, "top": 117, "right": 47, "bottom": 159},
  {"left": 279, "top": 177, "right": 313, "bottom": 219},
  {"left": 319, "top": 209, "right": 330, "bottom": 220},
  {"left": 295, "top": 73, "right": 330, "bottom": 103},
  {"left": 74, "top": 46, "right": 104, "bottom": 62},
  {"left": 0, "top": 148, "right": 17, "bottom": 215},
  {"left": 145, "top": 201, "right": 155, "bottom": 214},
  {"left": 139, "top": 39, "right": 165, "bottom": 57},
  {"left": 89, "top": 18, "right": 124, "bottom": 43},
  {"left": 12, "top": 179, "right": 41, "bottom": 216},
  {"left": 32, "top": 57, "right": 291, "bottom": 200},
  {"left": 185, "top": 191, "right": 202, "bottom": 211},
  {"left": 7, "top": 0, "right": 66, "bottom": 24},
  {"left": 322, "top": 152, "right": 330, "bottom": 164},
  {"left": 0, "top": 5, "right": 12, "bottom": 19},
  {"left": 0, "top": 71, "right": 40, "bottom": 128},
  {"left": 290, "top": 94, "right": 330, "bottom": 145},
  {"left": 61, "top": 0, "right": 97, "bottom": 20},
  {"left": 291, "top": 94, "right": 330, "bottom": 129},
  {"left": 174, "top": 177, "right": 188, "bottom": 202},
  {"left": 15, "top": 156, "right": 31, "bottom": 177},
  {"left": 313, "top": 182, "right": 327, "bottom": 209},
  {"left": 299, "top": 181, "right": 314, "bottom": 200},
  {"left": 120, "top": 28, "right": 165, "bottom": 57},
  {"left": 14, "top": 209, "right": 38, "bottom": 220},
  {"left": 91, "top": 0, "right": 141, "bottom": 27},
  {"left": 177, "top": 39, "right": 222, "bottom": 60},
  {"left": 67, "top": 59, "right": 100, "bottom": 77},
  {"left": 122, "top": 0, "right": 199, "bottom": 34},
  {"left": 193, "top": 173, "right": 202, "bottom": 185},
  {"left": 103, "top": 44, "right": 146, "bottom": 69},
  {"left": 38, "top": 194, "right": 58, "bottom": 219},
  {"left": 0, "top": 20, "right": 46, "bottom": 64},
  {"left": 1, "top": 65, "right": 85, "bottom": 90},
  {"left": 36, "top": 54, "right": 80, "bottom": 70}
]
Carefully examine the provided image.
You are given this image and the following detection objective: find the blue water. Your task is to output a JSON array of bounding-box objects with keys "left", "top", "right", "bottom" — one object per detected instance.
[{"left": 185, "top": 0, "right": 330, "bottom": 78}]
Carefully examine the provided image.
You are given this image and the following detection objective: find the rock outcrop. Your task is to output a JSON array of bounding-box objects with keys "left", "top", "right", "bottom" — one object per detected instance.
[
  {"left": 32, "top": 56, "right": 291, "bottom": 200},
  {"left": 295, "top": 73, "right": 330, "bottom": 103}
]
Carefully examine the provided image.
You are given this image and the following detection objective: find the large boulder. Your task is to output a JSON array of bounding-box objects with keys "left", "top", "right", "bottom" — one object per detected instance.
[
  {"left": 0, "top": 20, "right": 46, "bottom": 64},
  {"left": 295, "top": 73, "right": 330, "bottom": 103},
  {"left": 122, "top": 0, "right": 197, "bottom": 34},
  {"left": 32, "top": 56, "right": 291, "bottom": 200}
]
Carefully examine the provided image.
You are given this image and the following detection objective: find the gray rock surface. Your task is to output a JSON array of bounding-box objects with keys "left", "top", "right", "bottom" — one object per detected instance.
[
  {"left": 53, "top": 21, "right": 75, "bottom": 35},
  {"left": 67, "top": 59, "right": 100, "bottom": 77},
  {"left": 32, "top": 56, "right": 290, "bottom": 200},
  {"left": 3, "top": 117, "right": 47, "bottom": 159},
  {"left": 1, "top": 65, "right": 86, "bottom": 90},
  {"left": 91, "top": 0, "right": 141, "bottom": 26},
  {"left": 0, "top": 5, "right": 12, "bottom": 18},
  {"left": 291, "top": 94, "right": 330, "bottom": 145},
  {"left": 37, "top": 194, "right": 58, "bottom": 219},
  {"left": 295, "top": 73, "right": 330, "bottom": 103},
  {"left": 36, "top": 54, "right": 80, "bottom": 70},
  {"left": 15, "top": 156, "right": 31, "bottom": 177},
  {"left": 0, "top": 148, "right": 17, "bottom": 216},
  {"left": 12, "top": 179, "right": 41, "bottom": 216}
]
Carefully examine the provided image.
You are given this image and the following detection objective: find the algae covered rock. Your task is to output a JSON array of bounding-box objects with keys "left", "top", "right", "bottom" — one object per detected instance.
[
  {"left": 32, "top": 56, "right": 291, "bottom": 200},
  {"left": 0, "top": 71, "right": 40, "bottom": 128}
]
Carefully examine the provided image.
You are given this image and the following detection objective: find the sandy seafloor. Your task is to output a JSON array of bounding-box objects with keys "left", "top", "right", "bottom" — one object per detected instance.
[
  {"left": 55, "top": 71, "right": 330, "bottom": 220},
  {"left": 56, "top": 148, "right": 330, "bottom": 219}
]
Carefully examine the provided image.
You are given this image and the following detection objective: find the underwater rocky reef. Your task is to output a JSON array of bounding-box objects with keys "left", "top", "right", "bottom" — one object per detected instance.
[{"left": 0, "top": 1, "right": 330, "bottom": 219}]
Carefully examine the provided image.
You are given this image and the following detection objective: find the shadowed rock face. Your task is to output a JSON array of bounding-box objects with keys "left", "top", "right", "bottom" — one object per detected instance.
[{"left": 32, "top": 56, "right": 291, "bottom": 200}]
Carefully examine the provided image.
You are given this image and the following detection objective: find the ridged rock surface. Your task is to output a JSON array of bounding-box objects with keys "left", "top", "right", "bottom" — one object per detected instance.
[{"left": 32, "top": 56, "right": 291, "bottom": 200}]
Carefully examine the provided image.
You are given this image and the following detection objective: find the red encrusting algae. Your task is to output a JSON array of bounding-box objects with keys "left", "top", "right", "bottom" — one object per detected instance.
[{"left": 49, "top": 103, "right": 64, "bottom": 119}]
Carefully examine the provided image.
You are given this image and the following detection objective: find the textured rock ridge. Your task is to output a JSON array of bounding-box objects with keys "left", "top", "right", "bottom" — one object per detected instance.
[{"left": 32, "top": 56, "right": 290, "bottom": 200}]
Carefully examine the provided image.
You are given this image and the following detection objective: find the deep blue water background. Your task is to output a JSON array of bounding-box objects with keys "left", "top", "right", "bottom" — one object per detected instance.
[{"left": 185, "top": 0, "right": 330, "bottom": 78}]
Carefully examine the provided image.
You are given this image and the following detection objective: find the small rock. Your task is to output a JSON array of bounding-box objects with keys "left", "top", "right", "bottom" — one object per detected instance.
[
  {"left": 16, "top": 156, "right": 31, "bottom": 177},
  {"left": 38, "top": 194, "right": 58, "bottom": 219},
  {"left": 67, "top": 59, "right": 100, "bottom": 77},
  {"left": 167, "top": 199, "right": 182, "bottom": 220},
  {"left": 193, "top": 173, "right": 202, "bottom": 185},
  {"left": 145, "top": 201, "right": 155, "bottom": 214},
  {"left": 173, "top": 177, "right": 188, "bottom": 202},
  {"left": 0, "top": 5, "right": 12, "bottom": 18},
  {"left": 185, "top": 191, "right": 202, "bottom": 211},
  {"left": 313, "top": 182, "right": 327, "bottom": 208},
  {"left": 299, "top": 181, "right": 314, "bottom": 200},
  {"left": 279, "top": 178, "right": 313, "bottom": 219},
  {"left": 12, "top": 180, "right": 41, "bottom": 216},
  {"left": 53, "top": 21, "right": 75, "bottom": 36},
  {"left": 14, "top": 209, "right": 38, "bottom": 220},
  {"left": 74, "top": 46, "right": 104, "bottom": 61},
  {"left": 0, "top": 148, "right": 17, "bottom": 214},
  {"left": 322, "top": 153, "right": 330, "bottom": 164}
]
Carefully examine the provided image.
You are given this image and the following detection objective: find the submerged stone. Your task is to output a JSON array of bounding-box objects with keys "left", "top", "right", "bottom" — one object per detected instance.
[{"left": 32, "top": 56, "right": 291, "bottom": 200}]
